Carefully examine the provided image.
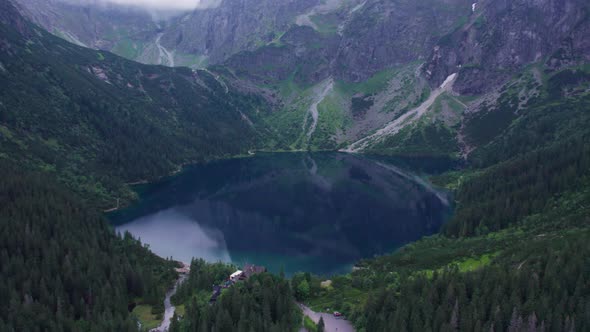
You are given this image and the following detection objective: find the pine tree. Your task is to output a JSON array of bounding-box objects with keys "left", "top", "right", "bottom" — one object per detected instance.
[
  {"left": 450, "top": 299, "right": 459, "bottom": 331},
  {"left": 317, "top": 317, "right": 325, "bottom": 332}
]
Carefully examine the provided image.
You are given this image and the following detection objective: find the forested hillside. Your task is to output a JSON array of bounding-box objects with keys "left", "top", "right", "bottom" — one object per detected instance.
[
  {"left": 0, "top": 0, "right": 275, "bottom": 208},
  {"left": 169, "top": 260, "right": 300, "bottom": 332},
  {"left": 1, "top": 0, "right": 589, "bottom": 331},
  {"left": 0, "top": 161, "right": 178, "bottom": 331},
  {"left": 303, "top": 66, "right": 590, "bottom": 331},
  {"left": 0, "top": 2, "right": 239, "bottom": 330}
]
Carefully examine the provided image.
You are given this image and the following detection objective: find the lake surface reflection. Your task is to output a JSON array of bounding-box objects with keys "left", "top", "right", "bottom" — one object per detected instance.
[{"left": 110, "top": 153, "right": 453, "bottom": 275}]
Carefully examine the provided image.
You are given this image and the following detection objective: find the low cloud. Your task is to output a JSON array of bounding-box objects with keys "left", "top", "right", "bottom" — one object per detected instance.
[{"left": 61, "top": 0, "right": 221, "bottom": 11}]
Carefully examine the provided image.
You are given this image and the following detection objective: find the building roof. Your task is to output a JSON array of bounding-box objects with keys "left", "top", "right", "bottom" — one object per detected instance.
[{"left": 242, "top": 264, "right": 266, "bottom": 278}]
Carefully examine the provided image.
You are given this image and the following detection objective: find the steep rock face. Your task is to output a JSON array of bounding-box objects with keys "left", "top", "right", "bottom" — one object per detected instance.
[
  {"left": 425, "top": 0, "right": 590, "bottom": 94},
  {"left": 8, "top": 0, "right": 590, "bottom": 156},
  {"left": 225, "top": 26, "right": 340, "bottom": 85},
  {"left": 334, "top": 0, "right": 473, "bottom": 82},
  {"left": 160, "top": 0, "right": 319, "bottom": 64},
  {"left": 224, "top": 0, "right": 474, "bottom": 84},
  {"left": 0, "top": 0, "right": 28, "bottom": 35}
]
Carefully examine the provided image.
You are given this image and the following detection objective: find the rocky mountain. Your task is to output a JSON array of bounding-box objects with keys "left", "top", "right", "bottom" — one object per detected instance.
[
  {"left": 425, "top": 0, "right": 590, "bottom": 94},
  {"left": 12, "top": 0, "right": 324, "bottom": 67},
  {"left": 1, "top": 1, "right": 590, "bottom": 330},
  {"left": 0, "top": 1, "right": 278, "bottom": 206},
  {"left": 7, "top": 0, "right": 590, "bottom": 157},
  {"left": 217, "top": 0, "right": 590, "bottom": 155},
  {"left": 158, "top": 0, "right": 321, "bottom": 65}
]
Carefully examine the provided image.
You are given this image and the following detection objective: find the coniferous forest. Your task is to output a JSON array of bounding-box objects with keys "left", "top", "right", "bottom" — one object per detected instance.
[
  {"left": 0, "top": 162, "right": 177, "bottom": 331},
  {"left": 1, "top": 0, "right": 589, "bottom": 331},
  {"left": 169, "top": 260, "right": 299, "bottom": 332},
  {"left": 303, "top": 76, "right": 590, "bottom": 332}
]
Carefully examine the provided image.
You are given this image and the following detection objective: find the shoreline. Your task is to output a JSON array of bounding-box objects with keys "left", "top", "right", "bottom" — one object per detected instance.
[{"left": 102, "top": 149, "right": 349, "bottom": 213}]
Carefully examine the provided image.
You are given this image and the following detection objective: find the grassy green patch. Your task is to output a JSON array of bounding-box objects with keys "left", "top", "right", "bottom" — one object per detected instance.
[
  {"left": 306, "top": 276, "right": 368, "bottom": 315},
  {"left": 429, "top": 169, "right": 482, "bottom": 191},
  {"left": 132, "top": 305, "right": 161, "bottom": 331},
  {"left": 176, "top": 304, "right": 186, "bottom": 317},
  {"left": 309, "top": 92, "right": 349, "bottom": 150},
  {"left": 112, "top": 38, "right": 143, "bottom": 59},
  {"left": 455, "top": 253, "right": 496, "bottom": 272},
  {"left": 303, "top": 316, "right": 318, "bottom": 332},
  {"left": 368, "top": 120, "right": 460, "bottom": 157},
  {"left": 421, "top": 252, "right": 498, "bottom": 278},
  {"left": 337, "top": 68, "right": 396, "bottom": 95}
]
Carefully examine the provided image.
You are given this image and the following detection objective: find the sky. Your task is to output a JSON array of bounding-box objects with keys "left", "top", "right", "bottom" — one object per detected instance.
[{"left": 63, "top": 0, "right": 221, "bottom": 11}]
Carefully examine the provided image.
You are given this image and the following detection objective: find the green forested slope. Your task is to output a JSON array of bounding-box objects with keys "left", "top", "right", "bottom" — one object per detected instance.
[
  {"left": 0, "top": 2, "right": 242, "bottom": 330},
  {"left": 169, "top": 260, "right": 300, "bottom": 332},
  {"left": 304, "top": 66, "right": 590, "bottom": 331},
  {"left": 0, "top": 4, "right": 273, "bottom": 207},
  {"left": 0, "top": 161, "right": 177, "bottom": 331},
  {"left": 1, "top": 0, "right": 590, "bottom": 331}
]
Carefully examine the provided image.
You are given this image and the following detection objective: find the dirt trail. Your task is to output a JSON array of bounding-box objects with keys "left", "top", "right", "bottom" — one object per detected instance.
[
  {"left": 299, "top": 304, "right": 355, "bottom": 332},
  {"left": 343, "top": 73, "right": 458, "bottom": 152},
  {"left": 150, "top": 274, "right": 187, "bottom": 332}
]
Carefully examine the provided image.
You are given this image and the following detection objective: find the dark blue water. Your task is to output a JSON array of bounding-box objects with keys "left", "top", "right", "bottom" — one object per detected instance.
[{"left": 110, "top": 152, "right": 453, "bottom": 275}]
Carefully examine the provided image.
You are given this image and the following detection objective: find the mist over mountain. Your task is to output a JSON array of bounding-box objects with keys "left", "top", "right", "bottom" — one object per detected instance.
[{"left": 55, "top": 0, "right": 221, "bottom": 11}]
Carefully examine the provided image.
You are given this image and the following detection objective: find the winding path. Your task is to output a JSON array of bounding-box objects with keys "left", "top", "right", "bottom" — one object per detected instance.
[
  {"left": 150, "top": 275, "right": 187, "bottom": 332},
  {"left": 299, "top": 304, "right": 355, "bottom": 332}
]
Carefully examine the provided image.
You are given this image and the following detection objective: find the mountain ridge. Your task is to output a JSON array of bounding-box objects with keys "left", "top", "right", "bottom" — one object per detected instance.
[{"left": 1, "top": 0, "right": 590, "bottom": 331}]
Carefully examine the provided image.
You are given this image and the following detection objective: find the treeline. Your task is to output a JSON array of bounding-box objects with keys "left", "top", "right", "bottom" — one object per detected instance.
[
  {"left": 172, "top": 259, "right": 235, "bottom": 305},
  {"left": 471, "top": 74, "right": 590, "bottom": 167},
  {"left": 359, "top": 231, "right": 590, "bottom": 332},
  {"left": 445, "top": 134, "right": 590, "bottom": 236},
  {"left": 170, "top": 260, "right": 299, "bottom": 332},
  {"left": 444, "top": 68, "right": 590, "bottom": 236},
  {"left": 0, "top": 162, "right": 176, "bottom": 331}
]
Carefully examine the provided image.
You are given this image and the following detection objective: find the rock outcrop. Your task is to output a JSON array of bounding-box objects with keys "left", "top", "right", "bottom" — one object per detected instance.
[{"left": 424, "top": 0, "right": 590, "bottom": 94}]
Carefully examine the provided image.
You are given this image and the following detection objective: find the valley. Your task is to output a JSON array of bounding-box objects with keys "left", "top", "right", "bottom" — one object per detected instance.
[{"left": 0, "top": 0, "right": 589, "bottom": 331}]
